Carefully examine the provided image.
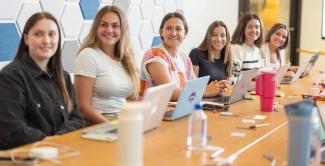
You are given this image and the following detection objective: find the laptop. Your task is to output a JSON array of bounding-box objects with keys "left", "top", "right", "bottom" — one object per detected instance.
[
  {"left": 285, "top": 99, "right": 325, "bottom": 162},
  {"left": 81, "top": 82, "right": 176, "bottom": 141},
  {"left": 275, "top": 64, "right": 290, "bottom": 86},
  {"left": 280, "top": 56, "right": 312, "bottom": 84},
  {"left": 300, "top": 54, "right": 320, "bottom": 78},
  {"left": 163, "top": 76, "right": 210, "bottom": 121},
  {"left": 318, "top": 104, "right": 325, "bottom": 163},
  {"left": 203, "top": 69, "right": 257, "bottom": 105}
]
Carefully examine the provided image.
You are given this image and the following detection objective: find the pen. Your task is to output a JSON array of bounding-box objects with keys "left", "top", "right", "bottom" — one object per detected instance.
[
  {"left": 236, "top": 123, "right": 271, "bottom": 129},
  {"left": 210, "top": 148, "right": 224, "bottom": 158},
  {"left": 219, "top": 112, "right": 238, "bottom": 117}
]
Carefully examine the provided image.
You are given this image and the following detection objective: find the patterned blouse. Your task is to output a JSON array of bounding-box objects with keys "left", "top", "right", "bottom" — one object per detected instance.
[{"left": 140, "top": 44, "right": 193, "bottom": 96}]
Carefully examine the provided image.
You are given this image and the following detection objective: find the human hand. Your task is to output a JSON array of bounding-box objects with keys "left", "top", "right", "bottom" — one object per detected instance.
[{"left": 284, "top": 71, "right": 295, "bottom": 78}]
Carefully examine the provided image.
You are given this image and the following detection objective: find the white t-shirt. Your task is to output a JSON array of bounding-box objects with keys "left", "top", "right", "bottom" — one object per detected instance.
[
  {"left": 74, "top": 47, "right": 133, "bottom": 113},
  {"left": 261, "top": 43, "right": 286, "bottom": 70}
]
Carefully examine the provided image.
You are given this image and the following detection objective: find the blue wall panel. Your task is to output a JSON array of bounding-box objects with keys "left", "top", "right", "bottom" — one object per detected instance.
[
  {"left": 0, "top": 23, "right": 20, "bottom": 61},
  {"left": 80, "top": 0, "right": 100, "bottom": 20},
  {"left": 151, "top": 36, "right": 162, "bottom": 47}
]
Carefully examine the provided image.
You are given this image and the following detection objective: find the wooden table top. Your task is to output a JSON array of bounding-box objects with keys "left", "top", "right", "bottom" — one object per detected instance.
[{"left": 5, "top": 70, "right": 325, "bottom": 166}]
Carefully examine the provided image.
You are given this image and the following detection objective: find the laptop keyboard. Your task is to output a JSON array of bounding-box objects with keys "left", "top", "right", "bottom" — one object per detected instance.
[
  {"left": 164, "top": 110, "right": 174, "bottom": 118},
  {"left": 281, "top": 78, "right": 292, "bottom": 83},
  {"left": 212, "top": 96, "right": 230, "bottom": 103}
]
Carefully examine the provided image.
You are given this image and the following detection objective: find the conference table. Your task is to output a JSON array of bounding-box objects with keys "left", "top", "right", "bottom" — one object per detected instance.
[{"left": 5, "top": 69, "right": 325, "bottom": 166}]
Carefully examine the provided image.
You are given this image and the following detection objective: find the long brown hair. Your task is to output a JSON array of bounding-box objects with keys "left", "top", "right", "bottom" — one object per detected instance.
[
  {"left": 15, "top": 12, "right": 72, "bottom": 112},
  {"left": 197, "top": 21, "right": 233, "bottom": 78},
  {"left": 265, "top": 23, "right": 290, "bottom": 49},
  {"left": 231, "top": 13, "right": 264, "bottom": 48},
  {"left": 79, "top": 5, "right": 139, "bottom": 95}
]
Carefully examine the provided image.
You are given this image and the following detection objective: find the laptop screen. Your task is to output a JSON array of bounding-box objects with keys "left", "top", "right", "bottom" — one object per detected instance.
[{"left": 315, "top": 104, "right": 325, "bottom": 143}]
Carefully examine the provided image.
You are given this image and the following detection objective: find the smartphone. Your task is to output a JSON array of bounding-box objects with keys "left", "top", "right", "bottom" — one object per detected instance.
[{"left": 0, "top": 156, "right": 38, "bottom": 165}]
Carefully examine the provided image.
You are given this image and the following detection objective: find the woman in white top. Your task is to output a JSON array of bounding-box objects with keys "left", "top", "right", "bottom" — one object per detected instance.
[
  {"left": 230, "top": 13, "right": 264, "bottom": 80},
  {"left": 261, "top": 23, "right": 296, "bottom": 77},
  {"left": 74, "top": 6, "right": 139, "bottom": 125}
]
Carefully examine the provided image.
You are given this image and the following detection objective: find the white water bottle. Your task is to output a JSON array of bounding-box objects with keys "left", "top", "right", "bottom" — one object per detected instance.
[
  {"left": 187, "top": 103, "right": 208, "bottom": 151},
  {"left": 118, "top": 102, "right": 149, "bottom": 166}
]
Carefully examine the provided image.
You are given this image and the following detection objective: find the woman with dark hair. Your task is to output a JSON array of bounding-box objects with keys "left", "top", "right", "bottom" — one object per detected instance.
[
  {"left": 231, "top": 13, "right": 264, "bottom": 80},
  {"left": 189, "top": 20, "right": 232, "bottom": 90},
  {"left": 140, "top": 12, "right": 224, "bottom": 101},
  {"left": 0, "top": 12, "right": 84, "bottom": 150}
]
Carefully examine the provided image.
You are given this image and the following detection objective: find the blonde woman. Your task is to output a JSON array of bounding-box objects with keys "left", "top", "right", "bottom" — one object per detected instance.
[
  {"left": 74, "top": 6, "right": 139, "bottom": 125},
  {"left": 189, "top": 21, "right": 232, "bottom": 91}
]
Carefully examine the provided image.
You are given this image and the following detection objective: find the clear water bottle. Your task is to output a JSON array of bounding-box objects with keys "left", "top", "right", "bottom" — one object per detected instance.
[
  {"left": 309, "top": 107, "right": 321, "bottom": 166},
  {"left": 187, "top": 103, "right": 208, "bottom": 151}
]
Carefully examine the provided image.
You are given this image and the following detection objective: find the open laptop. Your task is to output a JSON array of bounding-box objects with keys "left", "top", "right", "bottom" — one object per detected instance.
[
  {"left": 275, "top": 64, "right": 290, "bottom": 86},
  {"left": 300, "top": 54, "right": 320, "bottom": 78},
  {"left": 163, "top": 76, "right": 210, "bottom": 121},
  {"left": 81, "top": 82, "right": 176, "bottom": 141},
  {"left": 286, "top": 100, "right": 325, "bottom": 163},
  {"left": 302, "top": 101, "right": 325, "bottom": 163},
  {"left": 315, "top": 103, "right": 325, "bottom": 163},
  {"left": 281, "top": 56, "right": 312, "bottom": 84},
  {"left": 203, "top": 69, "right": 257, "bottom": 105}
]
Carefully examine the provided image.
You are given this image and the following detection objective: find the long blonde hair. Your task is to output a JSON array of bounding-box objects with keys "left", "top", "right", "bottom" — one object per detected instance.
[
  {"left": 197, "top": 21, "right": 233, "bottom": 78},
  {"left": 79, "top": 5, "right": 139, "bottom": 95}
]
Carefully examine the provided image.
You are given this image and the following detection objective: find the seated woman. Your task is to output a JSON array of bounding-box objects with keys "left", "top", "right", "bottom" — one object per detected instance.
[
  {"left": 0, "top": 12, "right": 84, "bottom": 150},
  {"left": 189, "top": 20, "right": 232, "bottom": 89},
  {"left": 74, "top": 6, "right": 139, "bottom": 125},
  {"left": 140, "top": 12, "right": 224, "bottom": 101},
  {"left": 261, "top": 23, "right": 297, "bottom": 77},
  {"left": 231, "top": 13, "right": 264, "bottom": 80}
]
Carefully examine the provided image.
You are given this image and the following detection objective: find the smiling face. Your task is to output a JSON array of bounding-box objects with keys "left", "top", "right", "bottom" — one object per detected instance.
[
  {"left": 96, "top": 12, "right": 121, "bottom": 51},
  {"left": 244, "top": 18, "right": 261, "bottom": 45},
  {"left": 24, "top": 18, "right": 59, "bottom": 62},
  {"left": 210, "top": 26, "right": 227, "bottom": 54},
  {"left": 160, "top": 17, "right": 186, "bottom": 51},
  {"left": 269, "top": 28, "right": 288, "bottom": 49}
]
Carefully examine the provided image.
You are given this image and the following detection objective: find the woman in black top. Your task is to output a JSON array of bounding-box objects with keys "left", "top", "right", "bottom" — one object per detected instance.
[
  {"left": 0, "top": 12, "right": 84, "bottom": 150},
  {"left": 189, "top": 21, "right": 233, "bottom": 83},
  {"left": 189, "top": 21, "right": 233, "bottom": 95}
]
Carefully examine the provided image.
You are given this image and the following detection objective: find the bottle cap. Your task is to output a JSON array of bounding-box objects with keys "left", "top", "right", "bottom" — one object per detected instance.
[{"left": 194, "top": 103, "right": 202, "bottom": 110}]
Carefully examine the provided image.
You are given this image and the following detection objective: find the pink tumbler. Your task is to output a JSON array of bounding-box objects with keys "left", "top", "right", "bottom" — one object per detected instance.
[{"left": 255, "top": 70, "right": 276, "bottom": 112}]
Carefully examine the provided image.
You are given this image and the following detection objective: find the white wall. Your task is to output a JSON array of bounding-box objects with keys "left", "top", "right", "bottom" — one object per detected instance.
[
  {"left": 0, "top": 0, "right": 239, "bottom": 70},
  {"left": 300, "top": 0, "right": 325, "bottom": 69},
  {"left": 182, "top": 0, "right": 238, "bottom": 54}
]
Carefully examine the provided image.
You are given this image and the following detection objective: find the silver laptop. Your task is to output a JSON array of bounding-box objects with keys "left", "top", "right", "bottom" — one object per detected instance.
[
  {"left": 163, "top": 76, "right": 210, "bottom": 121},
  {"left": 281, "top": 57, "right": 312, "bottom": 84},
  {"left": 275, "top": 64, "right": 290, "bottom": 86},
  {"left": 204, "top": 69, "right": 257, "bottom": 105},
  {"left": 142, "top": 82, "right": 175, "bottom": 131},
  {"left": 300, "top": 54, "right": 319, "bottom": 78},
  {"left": 297, "top": 100, "right": 325, "bottom": 163},
  {"left": 81, "top": 83, "right": 176, "bottom": 141}
]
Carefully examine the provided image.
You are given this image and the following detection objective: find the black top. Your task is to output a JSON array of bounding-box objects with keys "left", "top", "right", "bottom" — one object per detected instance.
[
  {"left": 189, "top": 48, "right": 227, "bottom": 83},
  {"left": 0, "top": 53, "right": 84, "bottom": 150}
]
